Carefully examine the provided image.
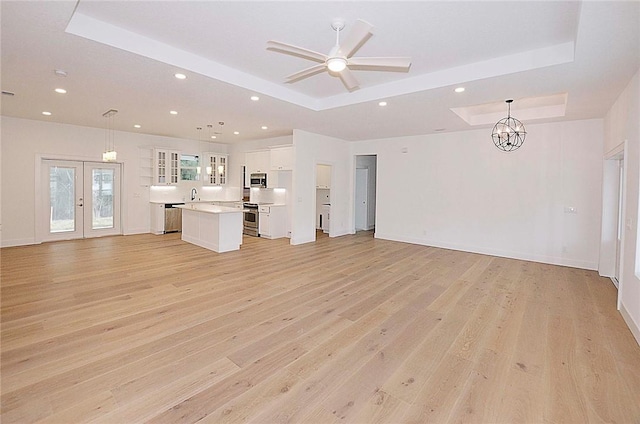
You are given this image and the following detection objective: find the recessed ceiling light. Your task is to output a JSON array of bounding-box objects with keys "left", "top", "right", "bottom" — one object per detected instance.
[
  {"left": 42, "top": 111, "right": 52, "bottom": 116},
  {"left": 170, "top": 110, "right": 178, "bottom": 115},
  {"left": 54, "top": 69, "right": 67, "bottom": 77},
  {"left": 434, "top": 128, "right": 446, "bottom": 132},
  {"left": 211, "top": 135, "right": 217, "bottom": 139},
  {"left": 455, "top": 87, "right": 465, "bottom": 93},
  {"left": 174, "top": 73, "right": 187, "bottom": 80},
  {"left": 134, "top": 124, "right": 141, "bottom": 128},
  {"left": 233, "top": 131, "right": 240, "bottom": 135},
  {"left": 261, "top": 126, "right": 268, "bottom": 130},
  {"left": 250, "top": 96, "right": 260, "bottom": 101},
  {"left": 378, "top": 101, "right": 387, "bottom": 107},
  {"left": 54, "top": 88, "right": 67, "bottom": 94}
]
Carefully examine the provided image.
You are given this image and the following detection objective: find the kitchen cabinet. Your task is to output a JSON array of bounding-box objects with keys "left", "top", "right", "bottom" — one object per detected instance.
[
  {"left": 150, "top": 203, "right": 165, "bottom": 235},
  {"left": 153, "top": 148, "right": 180, "bottom": 185},
  {"left": 245, "top": 150, "right": 270, "bottom": 174},
  {"left": 270, "top": 146, "right": 293, "bottom": 171},
  {"left": 316, "top": 164, "right": 331, "bottom": 188},
  {"left": 259, "top": 205, "right": 286, "bottom": 239},
  {"left": 203, "top": 153, "right": 228, "bottom": 185},
  {"left": 321, "top": 204, "right": 331, "bottom": 234}
]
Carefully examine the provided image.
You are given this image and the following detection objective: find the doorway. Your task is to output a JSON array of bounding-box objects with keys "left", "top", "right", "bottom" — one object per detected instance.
[
  {"left": 600, "top": 143, "right": 625, "bottom": 294},
  {"left": 355, "top": 168, "right": 368, "bottom": 230},
  {"left": 355, "top": 155, "right": 377, "bottom": 233},
  {"left": 316, "top": 164, "right": 331, "bottom": 237},
  {"left": 614, "top": 159, "right": 624, "bottom": 286},
  {"left": 41, "top": 160, "right": 122, "bottom": 242}
]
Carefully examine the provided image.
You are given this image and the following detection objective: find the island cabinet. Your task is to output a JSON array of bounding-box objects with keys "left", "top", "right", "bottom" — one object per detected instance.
[
  {"left": 203, "top": 153, "right": 228, "bottom": 186},
  {"left": 178, "top": 204, "right": 243, "bottom": 253},
  {"left": 153, "top": 148, "right": 180, "bottom": 185},
  {"left": 259, "top": 205, "right": 286, "bottom": 239}
]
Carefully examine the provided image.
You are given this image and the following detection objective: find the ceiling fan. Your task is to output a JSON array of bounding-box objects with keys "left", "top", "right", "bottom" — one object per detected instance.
[{"left": 266, "top": 19, "right": 411, "bottom": 91}]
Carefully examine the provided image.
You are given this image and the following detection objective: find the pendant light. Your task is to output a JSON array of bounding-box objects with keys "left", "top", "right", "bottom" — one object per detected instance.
[
  {"left": 102, "top": 109, "right": 118, "bottom": 162},
  {"left": 491, "top": 99, "right": 526, "bottom": 152}
]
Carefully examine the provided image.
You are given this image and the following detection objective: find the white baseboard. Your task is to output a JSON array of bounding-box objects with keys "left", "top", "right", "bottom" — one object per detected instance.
[
  {"left": 374, "top": 232, "right": 598, "bottom": 270},
  {"left": 620, "top": 302, "right": 640, "bottom": 347},
  {"left": 124, "top": 228, "right": 149, "bottom": 235},
  {"left": 1, "top": 238, "right": 38, "bottom": 248},
  {"left": 609, "top": 277, "right": 620, "bottom": 289},
  {"left": 290, "top": 235, "right": 315, "bottom": 245}
]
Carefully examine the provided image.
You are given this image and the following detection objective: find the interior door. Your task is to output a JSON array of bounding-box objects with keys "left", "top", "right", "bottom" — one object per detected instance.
[
  {"left": 42, "top": 160, "right": 121, "bottom": 241},
  {"left": 355, "top": 168, "right": 368, "bottom": 231}
]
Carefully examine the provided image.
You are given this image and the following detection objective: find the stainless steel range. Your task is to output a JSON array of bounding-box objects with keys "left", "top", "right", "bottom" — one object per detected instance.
[{"left": 243, "top": 203, "right": 259, "bottom": 236}]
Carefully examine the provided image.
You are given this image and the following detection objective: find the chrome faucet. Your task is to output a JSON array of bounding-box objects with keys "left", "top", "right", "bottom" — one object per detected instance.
[{"left": 190, "top": 188, "right": 198, "bottom": 201}]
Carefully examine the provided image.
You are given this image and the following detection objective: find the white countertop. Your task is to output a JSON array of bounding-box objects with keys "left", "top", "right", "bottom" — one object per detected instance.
[
  {"left": 176, "top": 204, "right": 243, "bottom": 214},
  {"left": 187, "top": 200, "right": 242, "bottom": 204}
]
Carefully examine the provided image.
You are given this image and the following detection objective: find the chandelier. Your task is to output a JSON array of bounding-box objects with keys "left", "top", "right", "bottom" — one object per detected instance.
[
  {"left": 491, "top": 99, "right": 526, "bottom": 152},
  {"left": 102, "top": 108, "right": 118, "bottom": 162}
]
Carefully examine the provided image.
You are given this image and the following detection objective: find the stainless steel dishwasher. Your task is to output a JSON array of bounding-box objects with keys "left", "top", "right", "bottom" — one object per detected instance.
[{"left": 164, "top": 203, "right": 184, "bottom": 233}]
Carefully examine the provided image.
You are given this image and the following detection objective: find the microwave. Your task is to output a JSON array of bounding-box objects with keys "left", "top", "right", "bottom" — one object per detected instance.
[{"left": 250, "top": 173, "right": 267, "bottom": 188}]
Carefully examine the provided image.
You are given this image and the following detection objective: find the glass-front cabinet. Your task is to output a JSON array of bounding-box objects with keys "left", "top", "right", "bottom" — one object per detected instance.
[
  {"left": 153, "top": 148, "right": 180, "bottom": 185},
  {"left": 204, "top": 153, "right": 228, "bottom": 186}
]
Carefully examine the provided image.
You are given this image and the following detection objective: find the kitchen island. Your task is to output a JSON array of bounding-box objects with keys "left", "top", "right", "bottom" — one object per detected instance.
[{"left": 176, "top": 204, "right": 244, "bottom": 253}]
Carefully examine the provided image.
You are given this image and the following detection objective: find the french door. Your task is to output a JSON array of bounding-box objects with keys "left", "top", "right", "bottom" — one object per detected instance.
[{"left": 42, "top": 160, "right": 122, "bottom": 241}]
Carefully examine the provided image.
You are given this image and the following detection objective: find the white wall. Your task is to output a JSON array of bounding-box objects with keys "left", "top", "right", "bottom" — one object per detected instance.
[
  {"left": 604, "top": 68, "right": 640, "bottom": 344},
  {"left": 352, "top": 119, "right": 604, "bottom": 270},
  {"left": 291, "top": 129, "right": 351, "bottom": 244},
  {"left": 0, "top": 116, "right": 227, "bottom": 246}
]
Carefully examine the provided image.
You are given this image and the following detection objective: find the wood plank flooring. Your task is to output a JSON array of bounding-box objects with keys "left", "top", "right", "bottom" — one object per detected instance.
[{"left": 1, "top": 231, "right": 639, "bottom": 423}]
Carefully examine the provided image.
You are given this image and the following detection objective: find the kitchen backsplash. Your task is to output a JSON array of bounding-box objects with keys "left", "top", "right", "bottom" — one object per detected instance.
[
  {"left": 249, "top": 187, "right": 287, "bottom": 204},
  {"left": 149, "top": 185, "right": 242, "bottom": 203}
]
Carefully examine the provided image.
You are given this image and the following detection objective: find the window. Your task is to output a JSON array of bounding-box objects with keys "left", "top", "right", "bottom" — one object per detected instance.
[{"left": 180, "top": 154, "right": 200, "bottom": 181}]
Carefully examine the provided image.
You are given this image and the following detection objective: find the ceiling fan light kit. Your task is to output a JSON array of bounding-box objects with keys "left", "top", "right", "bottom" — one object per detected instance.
[
  {"left": 266, "top": 19, "right": 411, "bottom": 91},
  {"left": 492, "top": 99, "right": 526, "bottom": 152},
  {"left": 326, "top": 57, "right": 347, "bottom": 72}
]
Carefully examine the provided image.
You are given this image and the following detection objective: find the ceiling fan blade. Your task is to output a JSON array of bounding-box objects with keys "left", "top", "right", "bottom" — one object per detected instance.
[
  {"left": 266, "top": 41, "right": 327, "bottom": 63},
  {"left": 338, "top": 19, "right": 374, "bottom": 58},
  {"left": 347, "top": 57, "right": 412, "bottom": 71},
  {"left": 339, "top": 67, "right": 360, "bottom": 91},
  {"left": 285, "top": 64, "right": 327, "bottom": 83}
]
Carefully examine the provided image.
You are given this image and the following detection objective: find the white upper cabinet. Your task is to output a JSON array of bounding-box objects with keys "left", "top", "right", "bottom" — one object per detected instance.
[
  {"left": 270, "top": 146, "right": 293, "bottom": 171},
  {"left": 245, "top": 150, "right": 270, "bottom": 174},
  {"left": 153, "top": 148, "right": 180, "bottom": 185},
  {"left": 316, "top": 164, "right": 331, "bottom": 188},
  {"left": 203, "top": 153, "right": 228, "bottom": 186}
]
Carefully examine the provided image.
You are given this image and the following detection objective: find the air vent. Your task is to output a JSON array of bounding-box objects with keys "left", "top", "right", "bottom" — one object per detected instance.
[{"left": 2, "top": 90, "right": 15, "bottom": 96}]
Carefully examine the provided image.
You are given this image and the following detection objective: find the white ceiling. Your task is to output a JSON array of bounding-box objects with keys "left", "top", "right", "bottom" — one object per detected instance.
[{"left": 1, "top": 1, "right": 638, "bottom": 144}]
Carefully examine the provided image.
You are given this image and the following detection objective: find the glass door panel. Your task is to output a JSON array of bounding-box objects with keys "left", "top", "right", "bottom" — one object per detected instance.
[
  {"left": 42, "top": 160, "right": 84, "bottom": 241},
  {"left": 91, "top": 168, "right": 114, "bottom": 229},
  {"left": 49, "top": 166, "right": 77, "bottom": 232},
  {"left": 84, "top": 162, "right": 121, "bottom": 238}
]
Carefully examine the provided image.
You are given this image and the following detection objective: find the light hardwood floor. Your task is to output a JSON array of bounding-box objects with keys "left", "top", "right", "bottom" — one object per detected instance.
[{"left": 1, "top": 232, "right": 639, "bottom": 423}]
